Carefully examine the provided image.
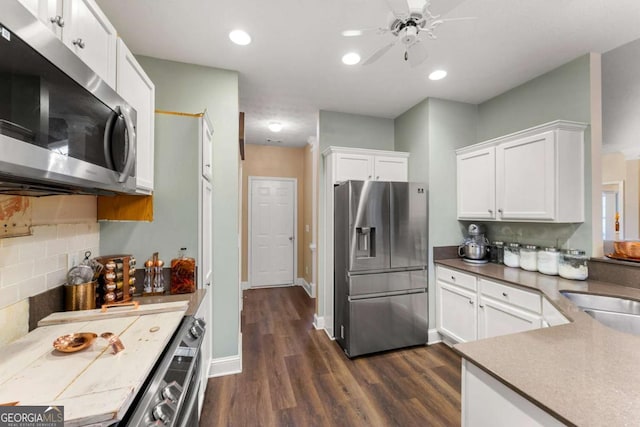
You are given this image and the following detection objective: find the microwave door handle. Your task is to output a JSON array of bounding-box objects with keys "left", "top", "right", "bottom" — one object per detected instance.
[
  {"left": 118, "top": 106, "right": 137, "bottom": 183},
  {"left": 103, "top": 109, "right": 118, "bottom": 171}
]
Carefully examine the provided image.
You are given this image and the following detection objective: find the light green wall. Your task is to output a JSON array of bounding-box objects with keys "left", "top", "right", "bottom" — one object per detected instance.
[
  {"left": 319, "top": 110, "right": 395, "bottom": 152},
  {"left": 135, "top": 56, "right": 239, "bottom": 359},
  {"left": 394, "top": 98, "right": 477, "bottom": 327},
  {"left": 476, "top": 54, "right": 593, "bottom": 253},
  {"left": 394, "top": 99, "right": 430, "bottom": 183}
]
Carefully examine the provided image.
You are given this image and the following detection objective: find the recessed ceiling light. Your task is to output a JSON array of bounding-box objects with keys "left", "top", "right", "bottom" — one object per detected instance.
[
  {"left": 341, "top": 30, "right": 363, "bottom": 37},
  {"left": 268, "top": 122, "right": 283, "bottom": 132},
  {"left": 229, "top": 30, "right": 251, "bottom": 46},
  {"left": 342, "top": 52, "right": 361, "bottom": 65},
  {"left": 429, "top": 70, "right": 448, "bottom": 81}
]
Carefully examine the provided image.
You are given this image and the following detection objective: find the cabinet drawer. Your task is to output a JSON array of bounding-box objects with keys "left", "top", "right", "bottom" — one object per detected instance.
[
  {"left": 436, "top": 266, "right": 477, "bottom": 291},
  {"left": 479, "top": 279, "right": 541, "bottom": 313}
]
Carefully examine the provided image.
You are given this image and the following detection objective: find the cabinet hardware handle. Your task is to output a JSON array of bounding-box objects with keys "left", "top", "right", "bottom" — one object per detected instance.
[
  {"left": 451, "top": 276, "right": 455, "bottom": 281},
  {"left": 479, "top": 304, "right": 484, "bottom": 308},
  {"left": 502, "top": 292, "right": 508, "bottom": 297},
  {"left": 49, "top": 15, "right": 64, "bottom": 27},
  {"left": 468, "top": 300, "right": 474, "bottom": 305},
  {"left": 488, "top": 209, "right": 493, "bottom": 214},
  {"left": 498, "top": 208, "right": 503, "bottom": 214},
  {"left": 376, "top": 176, "right": 380, "bottom": 180},
  {"left": 72, "top": 38, "right": 86, "bottom": 49},
  {"left": 368, "top": 175, "right": 372, "bottom": 179}
]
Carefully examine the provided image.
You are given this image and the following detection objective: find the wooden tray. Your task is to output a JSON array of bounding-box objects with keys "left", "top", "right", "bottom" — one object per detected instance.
[{"left": 606, "top": 253, "right": 640, "bottom": 263}]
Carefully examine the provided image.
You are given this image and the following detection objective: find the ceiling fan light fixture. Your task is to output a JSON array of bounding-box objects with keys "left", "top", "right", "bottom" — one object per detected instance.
[
  {"left": 429, "top": 69, "right": 447, "bottom": 80},
  {"left": 342, "top": 52, "right": 361, "bottom": 65},
  {"left": 268, "top": 121, "right": 283, "bottom": 132},
  {"left": 342, "top": 30, "right": 363, "bottom": 37},
  {"left": 229, "top": 30, "right": 251, "bottom": 45}
]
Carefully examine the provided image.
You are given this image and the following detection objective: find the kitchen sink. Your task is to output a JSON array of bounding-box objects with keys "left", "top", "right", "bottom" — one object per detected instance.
[{"left": 560, "top": 291, "right": 640, "bottom": 336}]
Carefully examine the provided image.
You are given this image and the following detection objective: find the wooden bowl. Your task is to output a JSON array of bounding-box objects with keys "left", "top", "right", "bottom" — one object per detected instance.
[{"left": 613, "top": 241, "right": 640, "bottom": 259}]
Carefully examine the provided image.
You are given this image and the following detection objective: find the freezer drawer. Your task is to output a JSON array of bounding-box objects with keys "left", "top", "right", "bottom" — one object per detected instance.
[
  {"left": 343, "top": 291, "right": 428, "bottom": 357},
  {"left": 348, "top": 269, "right": 427, "bottom": 296}
]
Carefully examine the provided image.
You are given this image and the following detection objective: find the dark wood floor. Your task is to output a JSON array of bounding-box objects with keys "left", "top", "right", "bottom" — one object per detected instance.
[{"left": 200, "top": 286, "right": 461, "bottom": 426}]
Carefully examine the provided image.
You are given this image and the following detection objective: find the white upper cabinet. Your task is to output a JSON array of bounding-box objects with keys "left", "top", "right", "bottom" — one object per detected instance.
[
  {"left": 116, "top": 38, "right": 155, "bottom": 193},
  {"left": 456, "top": 120, "right": 587, "bottom": 223},
  {"left": 18, "top": 0, "right": 117, "bottom": 87},
  {"left": 457, "top": 147, "right": 496, "bottom": 219},
  {"left": 62, "top": 0, "right": 117, "bottom": 87},
  {"left": 325, "top": 147, "right": 409, "bottom": 184}
]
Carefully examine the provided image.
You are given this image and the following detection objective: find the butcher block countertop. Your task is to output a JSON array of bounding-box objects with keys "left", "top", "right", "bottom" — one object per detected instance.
[
  {"left": 436, "top": 258, "right": 640, "bottom": 426},
  {"left": 0, "top": 304, "right": 187, "bottom": 426}
]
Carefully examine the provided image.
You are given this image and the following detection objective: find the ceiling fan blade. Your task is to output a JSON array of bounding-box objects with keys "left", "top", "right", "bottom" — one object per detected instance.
[
  {"left": 362, "top": 42, "right": 395, "bottom": 66},
  {"left": 384, "top": 0, "right": 411, "bottom": 18},
  {"left": 407, "top": 42, "right": 429, "bottom": 68},
  {"left": 341, "top": 27, "right": 388, "bottom": 37},
  {"left": 439, "top": 16, "right": 477, "bottom": 22},
  {"left": 427, "top": 0, "right": 467, "bottom": 16}
]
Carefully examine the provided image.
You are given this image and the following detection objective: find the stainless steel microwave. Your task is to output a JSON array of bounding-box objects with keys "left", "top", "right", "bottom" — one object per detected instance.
[{"left": 0, "top": 2, "right": 137, "bottom": 196}]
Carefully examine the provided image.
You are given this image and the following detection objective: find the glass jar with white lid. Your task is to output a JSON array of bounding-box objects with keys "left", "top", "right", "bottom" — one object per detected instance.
[
  {"left": 520, "top": 244, "right": 538, "bottom": 271},
  {"left": 559, "top": 249, "right": 588, "bottom": 280},
  {"left": 537, "top": 247, "right": 559, "bottom": 275},
  {"left": 503, "top": 243, "right": 520, "bottom": 268}
]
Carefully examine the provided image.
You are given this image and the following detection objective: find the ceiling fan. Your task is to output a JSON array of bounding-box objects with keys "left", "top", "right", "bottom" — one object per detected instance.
[{"left": 343, "top": 0, "right": 474, "bottom": 67}]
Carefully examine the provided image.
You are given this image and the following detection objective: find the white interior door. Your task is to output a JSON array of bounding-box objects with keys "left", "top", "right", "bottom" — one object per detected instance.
[{"left": 250, "top": 178, "right": 296, "bottom": 287}]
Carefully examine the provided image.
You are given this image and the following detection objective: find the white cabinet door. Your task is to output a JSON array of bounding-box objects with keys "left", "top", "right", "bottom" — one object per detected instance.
[
  {"left": 116, "top": 38, "right": 155, "bottom": 193},
  {"left": 373, "top": 155, "right": 408, "bottom": 181},
  {"left": 334, "top": 152, "right": 373, "bottom": 182},
  {"left": 18, "top": 0, "right": 64, "bottom": 37},
  {"left": 437, "top": 281, "right": 477, "bottom": 343},
  {"left": 201, "top": 117, "right": 213, "bottom": 182},
  {"left": 496, "top": 131, "right": 555, "bottom": 220},
  {"left": 457, "top": 147, "right": 496, "bottom": 219},
  {"left": 62, "top": 0, "right": 117, "bottom": 87},
  {"left": 200, "top": 179, "right": 213, "bottom": 287},
  {"left": 195, "top": 291, "right": 212, "bottom": 416},
  {"left": 478, "top": 296, "right": 541, "bottom": 340}
]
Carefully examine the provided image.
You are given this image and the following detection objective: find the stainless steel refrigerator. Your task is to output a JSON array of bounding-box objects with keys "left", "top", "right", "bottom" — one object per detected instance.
[{"left": 334, "top": 180, "right": 428, "bottom": 357}]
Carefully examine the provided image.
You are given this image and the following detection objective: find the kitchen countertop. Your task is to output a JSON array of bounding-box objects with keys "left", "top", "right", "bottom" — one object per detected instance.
[
  {"left": 135, "top": 288, "right": 207, "bottom": 316},
  {"left": 436, "top": 258, "right": 640, "bottom": 426}
]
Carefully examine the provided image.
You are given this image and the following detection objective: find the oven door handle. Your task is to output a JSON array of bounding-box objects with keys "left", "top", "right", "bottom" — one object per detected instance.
[
  {"left": 178, "top": 376, "right": 200, "bottom": 427},
  {"left": 118, "top": 105, "right": 136, "bottom": 183}
]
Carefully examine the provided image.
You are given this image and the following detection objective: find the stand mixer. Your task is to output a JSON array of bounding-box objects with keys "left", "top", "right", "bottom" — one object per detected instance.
[{"left": 458, "top": 223, "right": 490, "bottom": 264}]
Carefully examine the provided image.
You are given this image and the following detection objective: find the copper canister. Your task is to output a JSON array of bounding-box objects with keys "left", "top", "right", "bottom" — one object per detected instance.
[{"left": 64, "top": 280, "right": 97, "bottom": 311}]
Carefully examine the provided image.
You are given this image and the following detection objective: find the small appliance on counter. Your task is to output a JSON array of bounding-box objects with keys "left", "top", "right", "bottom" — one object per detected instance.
[{"left": 458, "top": 223, "right": 490, "bottom": 264}]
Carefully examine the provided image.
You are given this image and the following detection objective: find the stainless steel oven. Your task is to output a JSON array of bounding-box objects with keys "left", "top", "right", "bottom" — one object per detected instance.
[
  {"left": 0, "top": 3, "right": 137, "bottom": 195},
  {"left": 119, "top": 316, "right": 206, "bottom": 427}
]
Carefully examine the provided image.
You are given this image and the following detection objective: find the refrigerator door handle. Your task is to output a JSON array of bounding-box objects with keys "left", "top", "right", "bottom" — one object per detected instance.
[{"left": 348, "top": 288, "right": 427, "bottom": 301}]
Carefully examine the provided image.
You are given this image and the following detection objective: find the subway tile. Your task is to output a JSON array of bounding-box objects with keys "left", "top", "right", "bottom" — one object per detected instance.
[
  {"left": 1, "top": 233, "right": 33, "bottom": 248},
  {"left": 34, "top": 255, "right": 59, "bottom": 275},
  {"left": 46, "top": 268, "right": 67, "bottom": 289},
  {"left": 18, "top": 275, "right": 46, "bottom": 299},
  {"left": 0, "top": 246, "right": 20, "bottom": 267},
  {"left": 57, "top": 254, "right": 68, "bottom": 269},
  {"left": 19, "top": 242, "right": 47, "bottom": 262},
  {"left": 0, "top": 285, "right": 19, "bottom": 309},
  {"left": 32, "top": 225, "right": 57, "bottom": 242},
  {"left": 46, "top": 238, "right": 68, "bottom": 257},
  {"left": 57, "top": 224, "right": 77, "bottom": 239},
  {"left": 2, "top": 261, "right": 34, "bottom": 287}
]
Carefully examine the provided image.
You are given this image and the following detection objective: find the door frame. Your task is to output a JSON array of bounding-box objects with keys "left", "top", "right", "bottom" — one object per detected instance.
[
  {"left": 602, "top": 180, "right": 624, "bottom": 240},
  {"left": 248, "top": 176, "right": 298, "bottom": 288}
]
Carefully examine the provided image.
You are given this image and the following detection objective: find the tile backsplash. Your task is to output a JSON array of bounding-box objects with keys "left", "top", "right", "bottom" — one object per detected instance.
[{"left": 0, "top": 222, "right": 99, "bottom": 310}]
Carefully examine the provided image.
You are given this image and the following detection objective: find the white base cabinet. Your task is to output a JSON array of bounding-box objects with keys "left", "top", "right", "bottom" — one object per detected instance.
[
  {"left": 462, "top": 359, "right": 565, "bottom": 427},
  {"left": 457, "top": 120, "right": 587, "bottom": 223},
  {"left": 435, "top": 266, "right": 564, "bottom": 344}
]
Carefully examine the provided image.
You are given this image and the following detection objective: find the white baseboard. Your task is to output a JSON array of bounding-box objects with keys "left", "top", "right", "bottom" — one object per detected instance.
[
  {"left": 296, "top": 277, "right": 316, "bottom": 298},
  {"left": 427, "top": 328, "right": 442, "bottom": 345},
  {"left": 313, "top": 313, "right": 324, "bottom": 330},
  {"left": 241, "top": 281, "right": 250, "bottom": 290},
  {"left": 210, "top": 355, "right": 242, "bottom": 377}
]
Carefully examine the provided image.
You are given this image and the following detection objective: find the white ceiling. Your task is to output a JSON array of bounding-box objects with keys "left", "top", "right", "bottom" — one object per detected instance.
[{"left": 97, "top": 0, "right": 640, "bottom": 148}]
